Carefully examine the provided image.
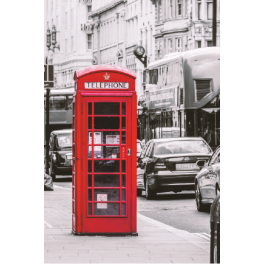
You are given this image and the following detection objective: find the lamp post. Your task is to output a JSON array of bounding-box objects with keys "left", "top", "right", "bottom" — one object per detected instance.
[
  {"left": 137, "top": 108, "right": 143, "bottom": 140},
  {"left": 46, "top": 25, "right": 60, "bottom": 52},
  {"left": 45, "top": 88, "right": 50, "bottom": 175},
  {"left": 46, "top": 28, "right": 51, "bottom": 50},
  {"left": 212, "top": 0, "right": 217, "bottom": 46}
]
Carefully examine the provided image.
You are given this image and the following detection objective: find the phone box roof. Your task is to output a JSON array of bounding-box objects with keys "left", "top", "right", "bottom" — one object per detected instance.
[{"left": 74, "top": 65, "right": 136, "bottom": 80}]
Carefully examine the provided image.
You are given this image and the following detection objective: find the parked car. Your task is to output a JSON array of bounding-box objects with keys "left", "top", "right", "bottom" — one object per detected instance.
[
  {"left": 194, "top": 146, "right": 220, "bottom": 211},
  {"left": 137, "top": 137, "right": 213, "bottom": 200},
  {"left": 48, "top": 129, "right": 72, "bottom": 181}
]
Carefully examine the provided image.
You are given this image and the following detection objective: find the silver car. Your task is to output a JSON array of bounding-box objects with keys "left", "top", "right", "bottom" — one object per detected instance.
[{"left": 194, "top": 146, "right": 220, "bottom": 211}]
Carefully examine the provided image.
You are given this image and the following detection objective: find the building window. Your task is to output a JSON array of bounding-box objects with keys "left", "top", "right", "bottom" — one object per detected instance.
[
  {"left": 150, "top": 28, "right": 152, "bottom": 55},
  {"left": 169, "top": 0, "right": 173, "bottom": 18},
  {"left": 196, "top": 41, "right": 201, "bottom": 48},
  {"left": 87, "top": 34, "right": 92, "bottom": 49},
  {"left": 180, "top": 88, "right": 184, "bottom": 105},
  {"left": 168, "top": 39, "right": 172, "bottom": 53},
  {"left": 65, "top": 12, "right": 67, "bottom": 29},
  {"left": 87, "top": 6, "right": 92, "bottom": 19},
  {"left": 157, "top": 50, "right": 160, "bottom": 59},
  {"left": 163, "top": 39, "right": 166, "bottom": 55},
  {"left": 71, "top": 9, "right": 73, "bottom": 27},
  {"left": 207, "top": 0, "right": 213, "bottom": 20},
  {"left": 207, "top": 41, "right": 213, "bottom": 47},
  {"left": 175, "top": 38, "right": 182, "bottom": 52},
  {"left": 197, "top": 0, "right": 201, "bottom": 20},
  {"left": 157, "top": 0, "right": 160, "bottom": 22},
  {"left": 177, "top": 0, "right": 183, "bottom": 16},
  {"left": 65, "top": 39, "right": 67, "bottom": 55}
]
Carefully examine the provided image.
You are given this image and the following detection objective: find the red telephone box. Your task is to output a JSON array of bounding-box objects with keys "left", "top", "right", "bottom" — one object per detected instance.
[{"left": 72, "top": 65, "right": 137, "bottom": 235}]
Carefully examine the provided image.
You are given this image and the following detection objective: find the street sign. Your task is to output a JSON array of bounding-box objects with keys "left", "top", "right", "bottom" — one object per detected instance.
[{"left": 44, "top": 64, "right": 54, "bottom": 88}]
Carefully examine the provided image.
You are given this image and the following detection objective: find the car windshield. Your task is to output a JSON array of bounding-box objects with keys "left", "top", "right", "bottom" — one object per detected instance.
[
  {"left": 137, "top": 142, "right": 142, "bottom": 153},
  {"left": 154, "top": 140, "right": 211, "bottom": 155},
  {"left": 56, "top": 134, "right": 72, "bottom": 148}
]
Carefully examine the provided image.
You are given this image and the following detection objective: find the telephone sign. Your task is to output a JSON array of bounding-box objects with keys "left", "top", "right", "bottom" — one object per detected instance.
[{"left": 72, "top": 65, "right": 137, "bottom": 235}]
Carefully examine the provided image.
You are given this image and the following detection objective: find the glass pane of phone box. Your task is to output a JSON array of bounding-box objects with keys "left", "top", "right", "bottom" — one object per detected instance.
[
  {"left": 94, "top": 189, "right": 120, "bottom": 201},
  {"left": 89, "top": 146, "right": 120, "bottom": 158},
  {"left": 88, "top": 132, "right": 120, "bottom": 144},
  {"left": 94, "top": 174, "right": 120, "bottom": 187},
  {"left": 94, "top": 160, "right": 120, "bottom": 172},
  {"left": 94, "top": 203, "right": 120, "bottom": 216}
]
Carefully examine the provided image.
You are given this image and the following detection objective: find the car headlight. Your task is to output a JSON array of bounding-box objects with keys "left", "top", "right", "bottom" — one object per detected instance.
[{"left": 204, "top": 174, "right": 216, "bottom": 180}]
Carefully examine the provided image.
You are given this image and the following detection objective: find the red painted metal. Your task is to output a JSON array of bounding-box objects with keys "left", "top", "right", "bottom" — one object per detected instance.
[{"left": 72, "top": 65, "right": 137, "bottom": 235}]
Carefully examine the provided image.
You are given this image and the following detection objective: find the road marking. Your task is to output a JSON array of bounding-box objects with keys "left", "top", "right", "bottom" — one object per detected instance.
[
  {"left": 44, "top": 220, "right": 53, "bottom": 228},
  {"left": 137, "top": 213, "right": 209, "bottom": 242},
  {"left": 194, "top": 233, "right": 210, "bottom": 241}
]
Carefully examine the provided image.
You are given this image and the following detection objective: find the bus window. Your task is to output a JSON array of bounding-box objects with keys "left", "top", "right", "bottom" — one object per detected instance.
[
  {"left": 67, "top": 95, "right": 73, "bottom": 110},
  {"left": 49, "top": 96, "right": 66, "bottom": 110}
]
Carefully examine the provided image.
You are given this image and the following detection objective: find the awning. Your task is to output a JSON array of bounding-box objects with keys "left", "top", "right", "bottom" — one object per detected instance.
[{"left": 201, "top": 108, "right": 220, "bottom": 113}]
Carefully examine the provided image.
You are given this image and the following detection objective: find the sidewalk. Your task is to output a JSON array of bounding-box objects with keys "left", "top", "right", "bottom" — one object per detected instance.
[{"left": 44, "top": 185, "right": 209, "bottom": 263}]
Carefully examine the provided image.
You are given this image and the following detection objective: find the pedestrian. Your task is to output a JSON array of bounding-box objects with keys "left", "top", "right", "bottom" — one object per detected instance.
[{"left": 203, "top": 122, "right": 212, "bottom": 145}]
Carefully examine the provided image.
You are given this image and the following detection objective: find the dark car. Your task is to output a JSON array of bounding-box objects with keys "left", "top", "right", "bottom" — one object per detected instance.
[
  {"left": 137, "top": 137, "right": 213, "bottom": 200},
  {"left": 194, "top": 146, "right": 220, "bottom": 211},
  {"left": 48, "top": 129, "right": 72, "bottom": 181}
]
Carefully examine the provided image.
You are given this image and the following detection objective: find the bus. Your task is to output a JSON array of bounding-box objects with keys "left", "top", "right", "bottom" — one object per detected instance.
[
  {"left": 141, "top": 47, "right": 220, "bottom": 149},
  {"left": 44, "top": 88, "right": 74, "bottom": 147}
]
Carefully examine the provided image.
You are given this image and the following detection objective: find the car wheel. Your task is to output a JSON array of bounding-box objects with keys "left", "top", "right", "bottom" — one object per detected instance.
[
  {"left": 195, "top": 183, "right": 206, "bottom": 212},
  {"left": 49, "top": 167, "right": 56, "bottom": 182},
  {"left": 137, "top": 189, "right": 142, "bottom": 196},
  {"left": 145, "top": 178, "right": 156, "bottom": 200}
]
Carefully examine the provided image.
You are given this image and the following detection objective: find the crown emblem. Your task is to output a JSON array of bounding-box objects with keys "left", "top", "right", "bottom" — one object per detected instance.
[{"left": 103, "top": 72, "right": 110, "bottom": 80}]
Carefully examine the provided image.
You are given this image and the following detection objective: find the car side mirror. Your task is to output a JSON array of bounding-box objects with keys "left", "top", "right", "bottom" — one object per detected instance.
[{"left": 196, "top": 160, "right": 206, "bottom": 168}]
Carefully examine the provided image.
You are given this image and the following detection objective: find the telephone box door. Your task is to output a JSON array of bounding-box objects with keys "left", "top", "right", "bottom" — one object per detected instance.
[{"left": 81, "top": 96, "right": 136, "bottom": 234}]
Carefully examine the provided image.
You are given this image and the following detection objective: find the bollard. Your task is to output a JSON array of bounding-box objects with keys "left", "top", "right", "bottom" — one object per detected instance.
[{"left": 210, "top": 193, "right": 220, "bottom": 263}]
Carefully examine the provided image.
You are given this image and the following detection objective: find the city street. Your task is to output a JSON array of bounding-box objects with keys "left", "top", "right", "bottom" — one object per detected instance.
[
  {"left": 45, "top": 177, "right": 210, "bottom": 263},
  {"left": 54, "top": 177, "right": 210, "bottom": 236}
]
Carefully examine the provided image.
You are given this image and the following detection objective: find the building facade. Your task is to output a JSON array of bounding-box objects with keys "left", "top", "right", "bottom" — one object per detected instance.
[
  {"left": 149, "top": 0, "right": 220, "bottom": 59},
  {"left": 138, "top": 0, "right": 220, "bottom": 146},
  {"left": 137, "top": 0, "right": 156, "bottom": 99},
  {"left": 187, "top": 0, "right": 220, "bottom": 50},
  {"left": 90, "top": 0, "right": 156, "bottom": 104},
  {"left": 44, "top": 0, "right": 94, "bottom": 89}
]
